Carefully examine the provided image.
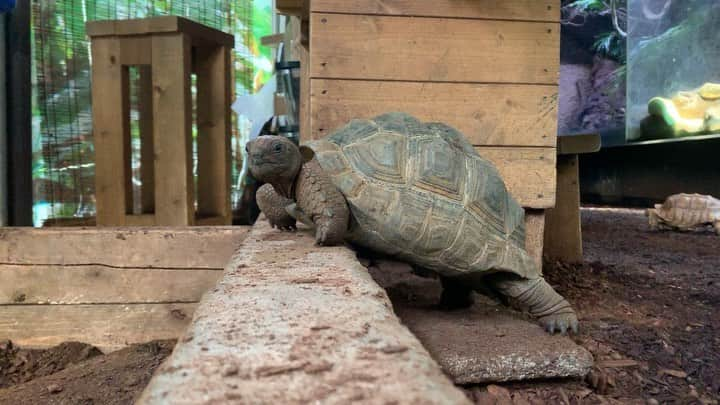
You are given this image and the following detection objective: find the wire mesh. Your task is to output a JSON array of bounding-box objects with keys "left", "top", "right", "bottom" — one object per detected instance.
[{"left": 30, "top": 0, "right": 271, "bottom": 226}]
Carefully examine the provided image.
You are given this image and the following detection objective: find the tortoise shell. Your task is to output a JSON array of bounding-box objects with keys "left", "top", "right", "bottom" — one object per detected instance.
[
  {"left": 306, "top": 113, "right": 538, "bottom": 279},
  {"left": 654, "top": 193, "right": 720, "bottom": 228}
]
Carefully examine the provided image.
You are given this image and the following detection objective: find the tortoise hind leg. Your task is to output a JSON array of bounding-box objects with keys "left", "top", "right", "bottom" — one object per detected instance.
[{"left": 490, "top": 275, "right": 578, "bottom": 335}]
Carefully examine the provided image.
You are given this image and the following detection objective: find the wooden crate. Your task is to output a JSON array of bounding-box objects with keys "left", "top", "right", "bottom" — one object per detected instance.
[
  {"left": 301, "top": 1, "right": 561, "bottom": 264},
  {"left": 0, "top": 227, "right": 249, "bottom": 352},
  {"left": 87, "top": 17, "right": 235, "bottom": 226}
]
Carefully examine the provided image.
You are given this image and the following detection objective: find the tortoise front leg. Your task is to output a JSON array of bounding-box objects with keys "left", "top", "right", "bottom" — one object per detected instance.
[
  {"left": 490, "top": 275, "right": 578, "bottom": 335},
  {"left": 256, "top": 184, "right": 296, "bottom": 231}
]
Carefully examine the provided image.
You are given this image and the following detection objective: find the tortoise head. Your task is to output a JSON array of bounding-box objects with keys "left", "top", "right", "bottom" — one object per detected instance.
[{"left": 246, "top": 136, "right": 303, "bottom": 188}]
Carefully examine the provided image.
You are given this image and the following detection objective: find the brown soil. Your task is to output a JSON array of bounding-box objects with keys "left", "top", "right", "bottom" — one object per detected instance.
[
  {"left": 0, "top": 340, "right": 174, "bottom": 405},
  {"left": 466, "top": 208, "right": 720, "bottom": 404}
]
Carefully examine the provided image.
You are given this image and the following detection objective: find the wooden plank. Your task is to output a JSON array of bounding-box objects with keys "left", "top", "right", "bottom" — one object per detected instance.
[
  {"left": 119, "top": 36, "right": 152, "bottom": 65},
  {"left": 557, "top": 133, "right": 601, "bottom": 155},
  {"left": 124, "top": 214, "right": 156, "bottom": 226},
  {"left": 152, "top": 33, "right": 194, "bottom": 225},
  {"left": 0, "top": 227, "right": 250, "bottom": 268},
  {"left": 0, "top": 265, "right": 221, "bottom": 305},
  {"left": 475, "top": 147, "right": 556, "bottom": 208},
  {"left": 138, "top": 65, "right": 155, "bottom": 214},
  {"left": 196, "top": 46, "right": 232, "bottom": 223},
  {"left": 311, "top": 0, "right": 559, "bottom": 22},
  {"left": 310, "top": 79, "right": 557, "bottom": 146},
  {"left": 294, "top": 17, "right": 312, "bottom": 140},
  {"left": 310, "top": 14, "right": 560, "bottom": 84},
  {"left": 544, "top": 155, "right": 583, "bottom": 263},
  {"left": 87, "top": 17, "right": 234, "bottom": 47},
  {"left": 91, "top": 37, "right": 132, "bottom": 226},
  {"left": 524, "top": 210, "right": 545, "bottom": 269},
  {"left": 260, "top": 33, "right": 285, "bottom": 47},
  {"left": 0, "top": 303, "right": 197, "bottom": 352}
]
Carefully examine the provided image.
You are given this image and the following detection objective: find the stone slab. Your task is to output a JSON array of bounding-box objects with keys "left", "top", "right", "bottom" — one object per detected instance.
[
  {"left": 137, "top": 219, "right": 470, "bottom": 404},
  {"left": 368, "top": 260, "right": 594, "bottom": 384}
]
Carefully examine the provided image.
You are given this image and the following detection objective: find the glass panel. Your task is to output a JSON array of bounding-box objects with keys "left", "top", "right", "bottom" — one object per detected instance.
[{"left": 626, "top": 0, "right": 720, "bottom": 142}]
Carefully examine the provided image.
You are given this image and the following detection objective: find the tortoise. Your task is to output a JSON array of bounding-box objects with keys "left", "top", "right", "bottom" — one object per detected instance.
[
  {"left": 647, "top": 193, "right": 720, "bottom": 234},
  {"left": 247, "top": 113, "right": 578, "bottom": 334}
]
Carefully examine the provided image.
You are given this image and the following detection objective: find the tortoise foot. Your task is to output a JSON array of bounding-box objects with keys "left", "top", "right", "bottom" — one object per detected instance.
[{"left": 538, "top": 311, "right": 579, "bottom": 335}]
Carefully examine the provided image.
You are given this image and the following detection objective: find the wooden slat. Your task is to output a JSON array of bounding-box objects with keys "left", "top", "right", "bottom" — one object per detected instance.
[
  {"left": 310, "top": 13, "right": 559, "bottom": 84},
  {"left": 0, "top": 265, "right": 221, "bottom": 305},
  {"left": 0, "top": 227, "right": 249, "bottom": 268},
  {"left": 152, "top": 33, "right": 194, "bottom": 225},
  {"left": 196, "top": 46, "right": 232, "bottom": 223},
  {"left": 475, "top": 147, "right": 556, "bottom": 208},
  {"left": 311, "top": 0, "right": 559, "bottom": 22},
  {"left": 310, "top": 79, "right": 558, "bottom": 146},
  {"left": 138, "top": 65, "right": 155, "bottom": 214},
  {"left": 91, "top": 37, "right": 132, "bottom": 226},
  {"left": 87, "top": 16, "right": 234, "bottom": 47},
  {"left": 0, "top": 303, "right": 197, "bottom": 352}
]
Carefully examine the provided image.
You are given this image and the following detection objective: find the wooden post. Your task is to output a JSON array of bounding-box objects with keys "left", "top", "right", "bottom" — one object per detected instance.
[
  {"left": 152, "top": 33, "right": 194, "bottom": 226},
  {"left": 544, "top": 155, "right": 583, "bottom": 263},
  {"left": 138, "top": 65, "right": 155, "bottom": 214},
  {"left": 196, "top": 45, "right": 232, "bottom": 223},
  {"left": 92, "top": 37, "right": 132, "bottom": 226}
]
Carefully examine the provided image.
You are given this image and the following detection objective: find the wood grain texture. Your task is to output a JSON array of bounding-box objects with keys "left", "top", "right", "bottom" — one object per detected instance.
[
  {"left": 311, "top": 0, "right": 559, "bottom": 22},
  {"left": 0, "top": 265, "right": 221, "bottom": 305},
  {"left": 91, "top": 37, "right": 132, "bottom": 226},
  {"left": 544, "top": 155, "right": 583, "bottom": 263},
  {"left": 310, "top": 79, "right": 558, "bottom": 146},
  {"left": 475, "top": 147, "right": 556, "bottom": 208},
  {"left": 196, "top": 45, "right": 232, "bottom": 223},
  {"left": 0, "top": 227, "right": 249, "bottom": 268},
  {"left": 87, "top": 16, "right": 234, "bottom": 47},
  {"left": 524, "top": 210, "right": 545, "bottom": 269},
  {"left": 310, "top": 13, "right": 560, "bottom": 84},
  {"left": 0, "top": 303, "right": 197, "bottom": 352},
  {"left": 152, "top": 33, "right": 194, "bottom": 225}
]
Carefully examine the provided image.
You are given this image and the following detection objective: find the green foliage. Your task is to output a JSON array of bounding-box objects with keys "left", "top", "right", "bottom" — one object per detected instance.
[
  {"left": 594, "top": 31, "right": 626, "bottom": 62},
  {"left": 31, "top": 0, "right": 273, "bottom": 225},
  {"left": 566, "top": 0, "right": 608, "bottom": 13}
]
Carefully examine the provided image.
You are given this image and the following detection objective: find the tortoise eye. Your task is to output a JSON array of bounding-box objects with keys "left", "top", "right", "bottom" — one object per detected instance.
[{"left": 273, "top": 144, "right": 283, "bottom": 152}]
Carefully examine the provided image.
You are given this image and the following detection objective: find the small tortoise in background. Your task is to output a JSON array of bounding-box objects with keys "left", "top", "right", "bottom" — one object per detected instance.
[
  {"left": 647, "top": 193, "right": 720, "bottom": 234},
  {"left": 247, "top": 113, "right": 578, "bottom": 334}
]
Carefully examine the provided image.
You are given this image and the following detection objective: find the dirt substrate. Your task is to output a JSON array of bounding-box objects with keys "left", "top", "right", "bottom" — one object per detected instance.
[
  {"left": 466, "top": 208, "right": 719, "bottom": 404},
  {"left": 0, "top": 340, "right": 174, "bottom": 405},
  {"left": 0, "top": 208, "right": 717, "bottom": 404}
]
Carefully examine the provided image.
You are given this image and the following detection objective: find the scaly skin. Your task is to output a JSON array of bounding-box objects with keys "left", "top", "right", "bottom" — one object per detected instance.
[
  {"left": 256, "top": 183, "right": 296, "bottom": 231},
  {"left": 294, "top": 159, "right": 350, "bottom": 245},
  {"left": 491, "top": 276, "right": 578, "bottom": 335},
  {"left": 246, "top": 136, "right": 349, "bottom": 246}
]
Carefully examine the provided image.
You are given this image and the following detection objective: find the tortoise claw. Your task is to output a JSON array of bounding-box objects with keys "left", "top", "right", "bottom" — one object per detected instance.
[{"left": 539, "top": 312, "right": 578, "bottom": 335}]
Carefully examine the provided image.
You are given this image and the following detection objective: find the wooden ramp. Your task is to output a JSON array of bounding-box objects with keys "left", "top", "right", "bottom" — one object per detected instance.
[{"left": 0, "top": 227, "right": 249, "bottom": 352}]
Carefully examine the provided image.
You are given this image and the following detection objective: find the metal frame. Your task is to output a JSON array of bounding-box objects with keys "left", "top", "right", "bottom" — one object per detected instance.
[
  {"left": 1, "top": 14, "right": 7, "bottom": 226},
  {"left": 5, "top": 1, "right": 32, "bottom": 226}
]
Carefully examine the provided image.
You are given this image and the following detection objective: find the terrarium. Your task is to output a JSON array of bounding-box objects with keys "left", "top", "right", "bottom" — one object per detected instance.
[{"left": 626, "top": 0, "right": 720, "bottom": 142}]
